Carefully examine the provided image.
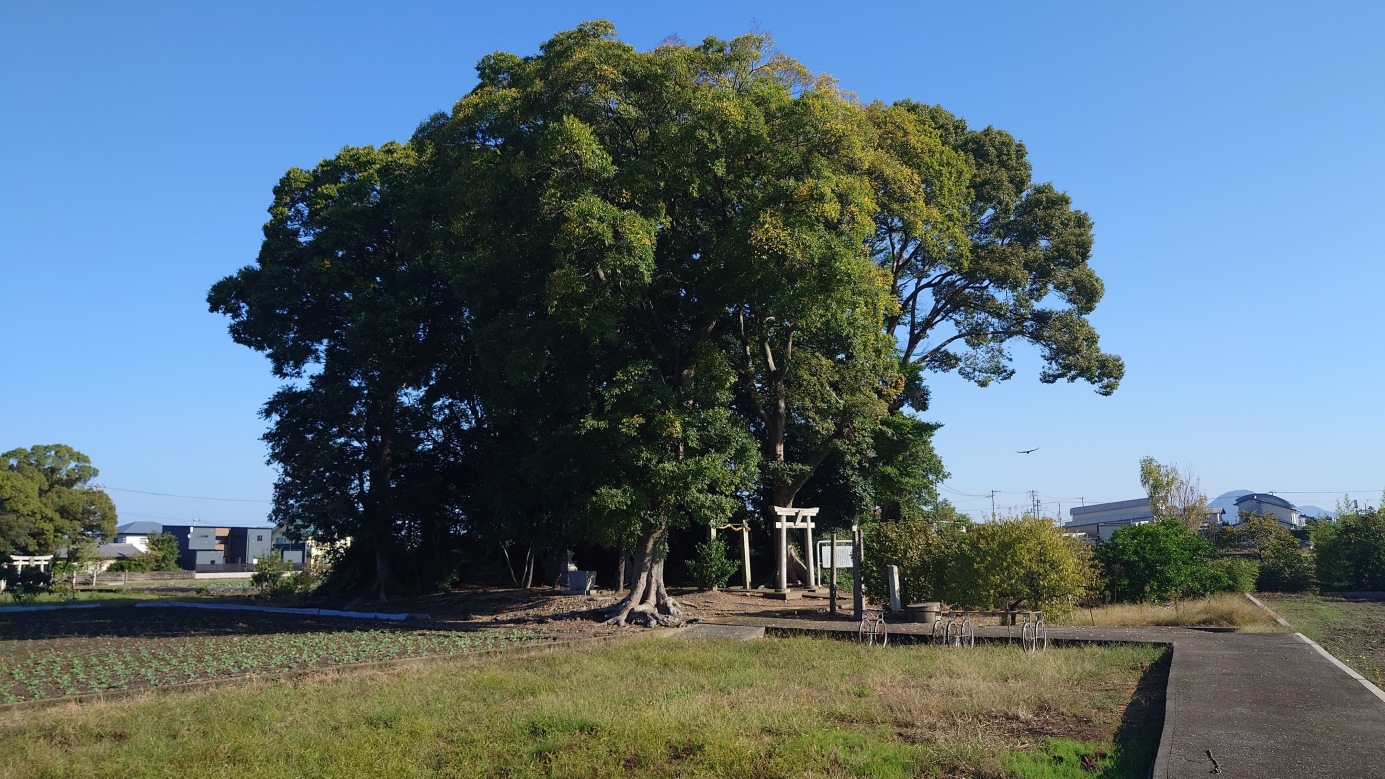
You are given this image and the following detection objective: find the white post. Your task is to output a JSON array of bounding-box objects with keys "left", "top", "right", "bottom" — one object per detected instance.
[
  {"left": 776, "top": 519, "right": 788, "bottom": 593},
  {"left": 741, "top": 527, "right": 752, "bottom": 590},
  {"left": 829, "top": 531, "right": 838, "bottom": 616},
  {"left": 887, "top": 564, "right": 902, "bottom": 612},
  {"left": 803, "top": 514, "right": 816, "bottom": 591},
  {"left": 852, "top": 525, "right": 864, "bottom": 620}
]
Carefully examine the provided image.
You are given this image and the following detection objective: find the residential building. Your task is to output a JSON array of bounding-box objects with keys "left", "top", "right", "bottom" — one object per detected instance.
[
  {"left": 1234, "top": 493, "right": 1303, "bottom": 529},
  {"left": 161, "top": 525, "right": 275, "bottom": 569},
  {"left": 113, "top": 520, "right": 163, "bottom": 552}
]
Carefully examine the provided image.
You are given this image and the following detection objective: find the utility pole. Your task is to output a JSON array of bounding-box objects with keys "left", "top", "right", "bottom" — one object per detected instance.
[
  {"left": 990, "top": 490, "right": 998, "bottom": 521},
  {"left": 1028, "top": 490, "right": 1040, "bottom": 517}
]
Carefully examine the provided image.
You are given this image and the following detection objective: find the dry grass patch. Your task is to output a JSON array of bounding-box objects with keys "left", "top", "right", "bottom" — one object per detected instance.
[
  {"left": 0, "top": 635, "right": 1164, "bottom": 778},
  {"left": 1052, "top": 594, "right": 1274, "bottom": 628}
]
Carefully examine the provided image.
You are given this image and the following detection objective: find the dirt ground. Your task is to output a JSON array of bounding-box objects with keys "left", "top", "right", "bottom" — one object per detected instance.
[{"left": 360, "top": 585, "right": 862, "bottom": 639}]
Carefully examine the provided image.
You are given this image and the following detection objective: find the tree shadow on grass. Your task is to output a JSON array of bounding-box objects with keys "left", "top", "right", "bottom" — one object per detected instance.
[{"left": 1105, "top": 647, "right": 1170, "bottom": 777}]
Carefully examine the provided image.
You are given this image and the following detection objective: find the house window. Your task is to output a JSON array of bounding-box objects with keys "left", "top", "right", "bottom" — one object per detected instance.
[{"left": 256, "top": 535, "right": 263, "bottom": 541}]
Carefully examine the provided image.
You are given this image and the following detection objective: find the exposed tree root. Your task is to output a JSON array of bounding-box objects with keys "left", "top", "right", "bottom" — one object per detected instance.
[{"left": 603, "top": 531, "right": 684, "bottom": 627}]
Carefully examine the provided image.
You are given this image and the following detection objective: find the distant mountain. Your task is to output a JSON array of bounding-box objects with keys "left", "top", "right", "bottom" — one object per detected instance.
[
  {"left": 1298, "top": 505, "right": 1334, "bottom": 520},
  {"left": 1209, "top": 490, "right": 1252, "bottom": 522}
]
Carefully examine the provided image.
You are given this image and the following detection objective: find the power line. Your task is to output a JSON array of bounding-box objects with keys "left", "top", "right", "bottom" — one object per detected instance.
[
  {"left": 105, "top": 487, "right": 271, "bottom": 504},
  {"left": 938, "top": 482, "right": 991, "bottom": 498}
]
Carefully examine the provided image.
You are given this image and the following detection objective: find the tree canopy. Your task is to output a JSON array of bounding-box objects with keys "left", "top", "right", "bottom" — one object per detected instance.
[
  {"left": 0, "top": 444, "right": 117, "bottom": 557},
  {"left": 209, "top": 22, "right": 1122, "bottom": 616}
]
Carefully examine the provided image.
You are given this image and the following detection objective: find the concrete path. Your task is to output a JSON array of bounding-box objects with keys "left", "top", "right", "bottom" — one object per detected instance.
[
  {"left": 667, "top": 623, "right": 766, "bottom": 641},
  {"left": 703, "top": 616, "right": 1385, "bottom": 778}
]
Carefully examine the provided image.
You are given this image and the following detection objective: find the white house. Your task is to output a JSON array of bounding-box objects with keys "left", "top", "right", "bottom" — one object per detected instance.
[
  {"left": 1234, "top": 493, "right": 1303, "bottom": 529},
  {"left": 113, "top": 521, "right": 163, "bottom": 553}
]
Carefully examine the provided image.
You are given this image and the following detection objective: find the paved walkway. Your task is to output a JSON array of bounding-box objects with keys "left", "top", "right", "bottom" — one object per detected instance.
[{"left": 701, "top": 616, "right": 1385, "bottom": 778}]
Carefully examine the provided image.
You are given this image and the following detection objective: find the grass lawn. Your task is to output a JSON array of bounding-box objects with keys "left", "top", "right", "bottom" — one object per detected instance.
[
  {"left": 0, "top": 636, "right": 1166, "bottom": 779},
  {"left": 1258, "top": 594, "right": 1385, "bottom": 686}
]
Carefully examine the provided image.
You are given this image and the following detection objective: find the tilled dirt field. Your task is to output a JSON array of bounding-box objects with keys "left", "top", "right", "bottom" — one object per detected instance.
[{"left": 0, "top": 586, "right": 854, "bottom": 702}]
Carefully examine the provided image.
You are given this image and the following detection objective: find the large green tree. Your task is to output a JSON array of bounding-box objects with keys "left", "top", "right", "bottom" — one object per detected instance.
[
  {"left": 425, "top": 24, "right": 894, "bottom": 623},
  {"left": 209, "top": 143, "right": 469, "bottom": 597},
  {"left": 208, "top": 22, "right": 1123, "bottom": 617},
  {"left": 0, "top": 444, "right": 117, "bottom": 557},
  {"left": 872, "top": 101, "right": 1123, "bottom": 400}
]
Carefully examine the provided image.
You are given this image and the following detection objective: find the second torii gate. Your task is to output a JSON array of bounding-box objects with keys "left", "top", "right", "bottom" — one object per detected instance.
[{"left": 772, "top": 506, "right": 820, "bottom": 595}]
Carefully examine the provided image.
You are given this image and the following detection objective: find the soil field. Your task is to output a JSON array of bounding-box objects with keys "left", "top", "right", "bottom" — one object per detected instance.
[
  {"left": 1258, "top": 594, "right": 1385, "bottom": 686},
  {"left": 0, "top": 605, "right": 540, "bottom": 703}
]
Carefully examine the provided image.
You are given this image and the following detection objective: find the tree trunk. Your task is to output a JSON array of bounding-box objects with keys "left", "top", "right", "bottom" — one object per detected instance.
[{"left": 604, "top": 530, "right": 682, "bottom": 627}]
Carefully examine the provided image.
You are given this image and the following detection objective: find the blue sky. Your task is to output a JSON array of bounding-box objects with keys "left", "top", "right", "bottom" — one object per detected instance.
[{"left": 2, "top": 1, "right": 1381, "bottom": 527}]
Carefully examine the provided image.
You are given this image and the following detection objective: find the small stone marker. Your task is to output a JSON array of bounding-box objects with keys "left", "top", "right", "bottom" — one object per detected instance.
[
  {"left": 566, "top": 571, "right": 596, "bottom": 595},
  {"left": 887, "top": 564, "right": 901, "bottom": 612}
]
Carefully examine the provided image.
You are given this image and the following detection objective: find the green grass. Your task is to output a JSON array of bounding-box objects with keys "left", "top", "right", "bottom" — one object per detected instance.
[
  {"left": 1259, "top": 594, "right": 1385, "bottom": 685},
  {"left": 0, "top": 637, "right": 1166, "bottom": 778},
  {"left": 4, "top": 589, "right": 169, "bottom": 607}
]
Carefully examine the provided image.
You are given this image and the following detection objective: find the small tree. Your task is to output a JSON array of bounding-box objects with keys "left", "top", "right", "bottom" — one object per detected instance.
[
  {"left": 1139, "top": 457, "right": 1209, "bottom": 533},
  {"left": 53, "top": 536, "right": 98, "bottom": 588},
  {"left": 950, "top": 516, "right": 1096, "bottom": 615},
  {"left": 143, "top": 532, "right": 183, "bottom": 571},
  {"left": 251, "top": 552, "right": 295, "bottom": 598},
  {"left": 3, "top": 566, "right": 52, "bottom": 604},
  {"left": 685, "top": 536, "right": 739, "bottom": 592},
  {"left": 1097, "top": 519, "right": 1228, "bottom": 602},
  {"left": 1222, "top": 512, "right": 1313, "bottom": 592}
]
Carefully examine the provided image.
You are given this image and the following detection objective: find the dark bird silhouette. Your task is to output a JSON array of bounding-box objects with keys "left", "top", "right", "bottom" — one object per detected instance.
[{"left": 1016, "top": 447, "right": 1039, "bottom": 454}]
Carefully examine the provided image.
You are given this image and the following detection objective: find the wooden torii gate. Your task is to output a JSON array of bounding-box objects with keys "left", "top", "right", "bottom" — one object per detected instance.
[
  {"left": 772, "top": 506, "right": 820, "bottom": 597},
  {"left": 707, "top": 521, "right": 753, "bottom": 591}
]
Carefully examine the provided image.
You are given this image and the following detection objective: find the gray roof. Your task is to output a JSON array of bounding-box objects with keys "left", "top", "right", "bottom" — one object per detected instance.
[
  {"left": 117, "top": 521, "right": 163, "bottom": 535},
  {"left": 1234, "top": 493, "right": 1297, "bottom": 511},
  {"left": 1069, "top": 497, "right": 1150, "bottom": 518},
  {"left": 94, "top": 543, "right": 143, "bottom": 559}
]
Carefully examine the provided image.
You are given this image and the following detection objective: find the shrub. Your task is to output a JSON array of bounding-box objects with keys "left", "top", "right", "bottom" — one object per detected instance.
[
  {"left": 3, "top": 567, "right": 52, "bottom": 604},
  {"left": 1210, "top": 557, "right": 1259, "bottom": 594},
  {"left": 1313, "top": 508, "right": 1385, "bottom": 591},
  {"left": 1257, "top": 552, "right": 1315, "bottom": 592},
  {"left": 686, "top": 537, "right": 739, "bottom": 591},
  {"left": 861, "top": 519, "right": 957, "bottom": 606},
  {"left": 863, "top": 516, "right": 1094, "bottom": 614},
  {"left": 251, "top": 554, "right": 296, "bottom": 599},
  {"left": 950, "top": 516, "right": 1096, "bottom": 614},
  {"left": 1097, "top": 519, "right": 1228, "bottom": 602}
]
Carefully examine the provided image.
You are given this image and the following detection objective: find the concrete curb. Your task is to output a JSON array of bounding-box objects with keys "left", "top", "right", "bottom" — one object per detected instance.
[
  {"left": 1294, "top": 632, "right": 1385, "bottom": 705},
  {"left": 1243, "top": 593, "right": 1291, "bottom": 626},
  {"left": 1149, "top": 643, "right": 1177, "bottom": 779},
  {"left": 0, "top": 603, "right": 102, "bottom": 614}
]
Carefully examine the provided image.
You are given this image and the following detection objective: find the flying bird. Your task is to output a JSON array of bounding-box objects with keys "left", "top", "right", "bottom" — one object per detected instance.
[{"left": 1016, "top": 447, "right": 1039, "bottom": 454}]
